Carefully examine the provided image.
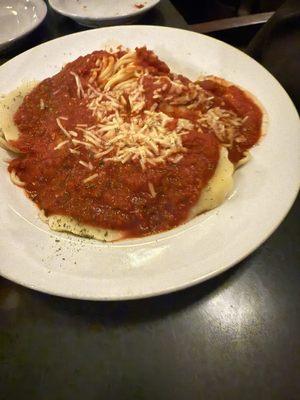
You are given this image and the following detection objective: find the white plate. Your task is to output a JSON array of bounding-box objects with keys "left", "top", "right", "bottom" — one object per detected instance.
[
  {"left": 0, "top": 0, "right": 47, "bottom": 51},
  {"left": 0, "top": 26, "right": 299, "bottom": 300},
  {"left": 49, "top": 0, "right": 160, "bottom": 27}
]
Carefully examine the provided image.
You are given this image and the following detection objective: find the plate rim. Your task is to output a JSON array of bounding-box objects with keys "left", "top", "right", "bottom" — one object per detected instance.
[
  {"left": 48, "top": 0, "right": 160, "bottom": 22},
  {"left": 0, "top": 189, "right": 298, "bottom": 302},
  {"left": 0, "top": 25, "right": 299, "bottom": 300}
]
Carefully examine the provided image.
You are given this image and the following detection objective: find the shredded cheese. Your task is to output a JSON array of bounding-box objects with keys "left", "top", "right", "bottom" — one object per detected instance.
[
  {"left": 79, "top": 160, "right": 93, "bottom": 170},
  {"left": 70, "top": 71, "right": 85, "bottom": 98},
  {"left": 56, "top": 118, "right": 71, "bottom": 138},
  {"left": 52, "top": 50, "right": 247, "bottom": 172},
  {"left": 70, "top": 148, "right": 80, "bottom": 155},
  {"left": 148, "top": 182, "right": 156, "bottom": 198},
  {"left": 83, "top": 173, "right": 98, "bottom": 183},
  {"left": 54, "top": 140, "right": 69, "bottom": 150},
  {"left": 198, "top": 107, "right": 244, "bottom": 146}
]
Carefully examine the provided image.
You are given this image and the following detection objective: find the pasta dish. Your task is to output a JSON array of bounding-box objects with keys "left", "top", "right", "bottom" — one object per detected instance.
[{"left": 0, "top": 47, "right": 263, "bottom": 240}]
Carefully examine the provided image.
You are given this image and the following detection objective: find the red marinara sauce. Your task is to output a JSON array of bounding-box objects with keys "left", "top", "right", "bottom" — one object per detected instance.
[
  {"left": 8, "top": 48, "right": 263, "bottom": 238},
  {"left": 199, "top": 79, "right": 263, "bottom": 163},
  {"left": 134, "top": 3, "right": 145, "bottom": 9},
  {"left": 9, "top": 50, "right": 220, "bottom": 237}
]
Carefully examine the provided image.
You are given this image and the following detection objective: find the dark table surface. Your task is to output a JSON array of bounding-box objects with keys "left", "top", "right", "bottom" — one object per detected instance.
[{"left": 0, "top": 2, "right": 299, "bottom": 399}]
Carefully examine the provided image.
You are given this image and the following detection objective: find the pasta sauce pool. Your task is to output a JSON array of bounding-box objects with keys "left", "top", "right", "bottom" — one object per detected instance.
[{"left": 8, "top": 48, "right": 262, "bottom": 237}]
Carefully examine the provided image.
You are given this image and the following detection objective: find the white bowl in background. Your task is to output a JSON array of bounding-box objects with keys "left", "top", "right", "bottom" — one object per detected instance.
[
  {"left": 0, "top": 0, "right": 47, "bottom": 51},
  {"left": 49, "top": 0, "right": 160, "bottom": 27}
]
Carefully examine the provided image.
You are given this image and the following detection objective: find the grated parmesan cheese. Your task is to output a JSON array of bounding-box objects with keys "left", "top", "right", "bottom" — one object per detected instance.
[
  {"left": 148, "top": 182, "right": 156, "bottom": 198},
  {"left": 54, "top": 140, "right": 69, "bottom": 150},
  {"left": 79, "top": 160, "right": 93, "bottom": 170},
  {"left": 52, "top": 50, "right": 247, "bottom": 172},
  {"left": 56, "top": 118, "right": 71, "bottom": 138},
  {"left": 83, "top": 173, "right": 98, "bottom": 183},
  {"left": 70, "top": 71, "right": 85, "bottom": 98},
  {"left": 198, "top": 107, "right": 244, "bottom": 145}
]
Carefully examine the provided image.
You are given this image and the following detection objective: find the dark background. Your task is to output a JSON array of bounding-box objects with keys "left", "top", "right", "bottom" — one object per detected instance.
[
  {"left": 0, "top": 1, "right": 299, "bottom": 399},
  {"left": 171, "top": 0, "right": 285, "bottom": 23}
]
